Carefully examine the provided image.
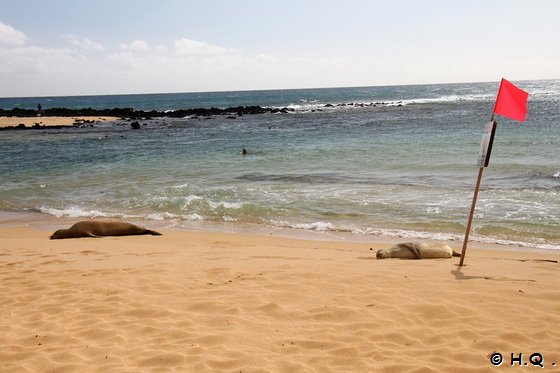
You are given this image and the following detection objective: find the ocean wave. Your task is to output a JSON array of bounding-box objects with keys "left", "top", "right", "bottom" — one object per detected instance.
[
  {"left": 184, "top": 194, "right": 203, "bottom": 204},
  {"left": 236, "top": 172, "right": 346, "bottom": 184},
  {"left": 527, "top": 88, "right": 560, "bottom": 99},
  {"left": 30, "top": 204, "right": 560, "bottom": 251},
  {"left": 425, "top": 206, "right": 442, "bottom": 214},
  {"left": 146, "top": 212, "right": 179, "bottom": 221},
  {"left": 39, "top": 206, "right": 111, "bottom": 218},
  {"left": 271, "top": 93, "right": 493, "bottom": 113},
  {"left": 182, "top": 213, "right": 204, "bottom": 221},
  {"left": 270, "top": 219, "right": 560, "bottom": 251},
  {"left": 470, "top": 235, "right": 560, "bottom": 251},
  {"left": 208, "top": 201, "right": 243, "bottom": 209},
  {"left": 291, "top": 221, "right": 335, "bottom": 231},
  {"left": 353, "top": 227, "right": 459, "bottom": 241},
  {"left": 171, "top": 183, "right": 190, "bottom": 189},
  {"left": 38, "top": 205, "right": 206, "bottom": 223},
  {"left": 144, "top": 212, "right": 204, "bottom": 221}
]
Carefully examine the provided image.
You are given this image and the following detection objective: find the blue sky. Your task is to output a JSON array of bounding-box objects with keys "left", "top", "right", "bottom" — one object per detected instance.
[{"left": 0, "top": 0, "right": 558, "bottom": 97}]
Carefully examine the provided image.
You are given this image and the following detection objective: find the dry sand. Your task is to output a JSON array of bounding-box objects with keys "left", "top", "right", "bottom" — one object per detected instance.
[
  {"left": 0, "top": 116, "right": 119, "bottom": 128},
  {"left": 1, "top": 226, "right": 559, "bottom": 372}
]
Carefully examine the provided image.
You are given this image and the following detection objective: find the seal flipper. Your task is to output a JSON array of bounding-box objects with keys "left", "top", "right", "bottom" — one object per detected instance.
[
  {"left": 83, "top": 232, "right": 101, "bottom": 238},
  {"left": 452, "top": 251, "right": 461, "bottom": 257},
  {"left": 401, "top": 242, "right": 422, "bottom": 259}
]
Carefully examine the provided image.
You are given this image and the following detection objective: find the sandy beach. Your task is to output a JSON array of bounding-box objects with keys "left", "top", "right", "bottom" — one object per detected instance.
[
  {"left": 1, "top": 224, "right": 559, "bottom": 372},
  {"left": 0, "top": 116, "right": 119, "bottom": 128}
]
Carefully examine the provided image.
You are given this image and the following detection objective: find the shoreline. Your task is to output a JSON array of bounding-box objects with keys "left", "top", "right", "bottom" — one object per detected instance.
[
  {"left": 1, "top": 209, "right": 556, "bottom": 256},
  {"left": 0, "top": 99, "right": 408, "bottom": 130},
  {"left": 0, "top": 116, "right": 120, "bottom": 128},
  {"left": 1, "top": 224, "right": 559, "bottom": 371}
]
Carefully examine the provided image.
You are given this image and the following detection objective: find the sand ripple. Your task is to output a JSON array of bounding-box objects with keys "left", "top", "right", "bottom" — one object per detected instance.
[{"left": 1, "top": 227, "right": 559, "bottom": 372}]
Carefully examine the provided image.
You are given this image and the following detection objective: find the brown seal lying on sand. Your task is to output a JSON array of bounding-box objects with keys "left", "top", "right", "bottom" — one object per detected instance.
[
  {"left": 376, "top": 242, "right": 460, "bottom": 259},
  {"left": 50, "top": 221, "right": 162, "bottom": 239}
]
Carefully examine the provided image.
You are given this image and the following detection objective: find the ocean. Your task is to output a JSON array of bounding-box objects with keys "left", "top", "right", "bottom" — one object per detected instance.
[{"left": 1, "top": 80, "right": 559, "bottom": 249}]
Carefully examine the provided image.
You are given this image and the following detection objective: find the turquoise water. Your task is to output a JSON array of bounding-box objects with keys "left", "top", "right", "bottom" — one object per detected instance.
[{"left": 1, "top": 80, "right": 559, "bottom": 249}]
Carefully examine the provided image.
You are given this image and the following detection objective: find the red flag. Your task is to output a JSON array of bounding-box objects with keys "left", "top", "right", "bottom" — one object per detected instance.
[{"left": 493, "top": 78, "right": 529, "bottom": 122}]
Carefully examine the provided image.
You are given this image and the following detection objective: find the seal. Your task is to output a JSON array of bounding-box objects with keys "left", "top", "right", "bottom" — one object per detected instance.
[
  {"left": 376, "top": 242, "right": 460, "bottom": 259},
  {"left": 50, "top": 220, "right": 162, "bottom": 239}
]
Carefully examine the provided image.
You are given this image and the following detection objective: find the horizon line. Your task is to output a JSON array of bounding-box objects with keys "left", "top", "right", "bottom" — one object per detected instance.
[{"left": 1, "top": 78, "right": 557, "bottom": 101}]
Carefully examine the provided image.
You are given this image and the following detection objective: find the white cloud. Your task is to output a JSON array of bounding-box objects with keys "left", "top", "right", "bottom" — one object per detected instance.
[
  {"left": 155, "top": 45, "right": 168, "bottom": 53},
  {"left": 120, "top": 39, "right": 150, "bottom": 52},
  {"left": 256, "top": 54, "right": 274, "bottom": 61},
  {"left": 0, "top": 21, "right": 27, "bottom": 47},
  {"left": 174, "top": 37, "right": 237, "bottom": 56},
  {"left": 1, "top": 32, "right": 556, "bottom": 97},
  {"left": 0, "top": 29, "right": 365, "bottom": 96},
  {"left": 62, "top": 34, "right": 104, "bottom": 51}
]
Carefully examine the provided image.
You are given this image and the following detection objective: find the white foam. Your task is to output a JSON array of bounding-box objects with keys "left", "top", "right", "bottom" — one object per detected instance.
[
  {"left": 183, "top": 195, "right": 203, "bottom": 204},
  {"left": 182, "top": 213, "right": 203, "bottom": 221},
  {"left": 208, "top": 201, "right": 243, "bottom": 209},
  {"left": 350, "top": 226, "right": 560, "bottom": 251},
  {"left": 273, "top": 92, "right": 493, "bottom": 113},
  {"left": 40, "top": 206, "right": 109, "bottom": 218},
  {"left": 353, "top": 227, "right": 459, "bottom": 241},
  {"left": 528, "top": 88, "right": 560, "bottom": 99},
  {"left": 291, "top": 221, "right": 334, "bottom": 231},
  {"left": 426, "top": 207, "right": 442, "bottom": 214},
  {"left": 172, "top": 183, "right": 190, "bottom": 189},
  {"left": 470, "top": 235, "right": 560, "bottom": 251},
  {"left": 284, "top": 103, "right": 324, "bottom": 112},
  {"left": 146, "top": 212, "right": 179, "bottom": 221},
  {"left": 399, "top": 93, "right": 493, "bottom": 106}
]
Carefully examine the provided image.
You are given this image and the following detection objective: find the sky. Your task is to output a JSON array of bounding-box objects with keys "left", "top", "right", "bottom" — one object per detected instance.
[{"left": 0, "top": 0, "right": 559, "bottom": 97}]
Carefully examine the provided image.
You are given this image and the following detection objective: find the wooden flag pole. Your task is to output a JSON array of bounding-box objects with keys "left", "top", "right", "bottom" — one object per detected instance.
[
  {"left": 458, "top": 114, "right": 496, "bottom": 266},
  {"left": 458, "top": 166, "right": 484, "bottom": 266},
  {"left": 459, "top": 79, "right": 528, "bottom": 266}
]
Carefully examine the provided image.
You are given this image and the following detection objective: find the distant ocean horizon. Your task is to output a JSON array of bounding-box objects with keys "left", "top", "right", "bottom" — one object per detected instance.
[
  {"left": 1, "top": 79, "right": 559, "bottom": 250},
  {"left": 0, "top": 80, "right": 515, "bottom": 105},
  {"left": 1, "top": 80, "right": 541, "bottom": 112}
]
